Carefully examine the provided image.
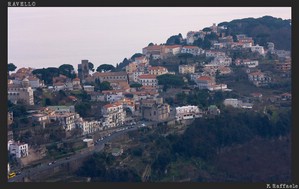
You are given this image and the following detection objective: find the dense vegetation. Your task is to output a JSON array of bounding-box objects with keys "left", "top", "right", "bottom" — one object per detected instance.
[
  {"left": 75, "top": 107, "right": 291, "bottom": 182},
  {"left": 157, "top": 74, "right": 185, "bottom": 91},
  {"left": 218, "top": 16, "right": 291, "bottom": 50},
  {"left": 76, "top": 152, "right": 141, "bottom": 182}
]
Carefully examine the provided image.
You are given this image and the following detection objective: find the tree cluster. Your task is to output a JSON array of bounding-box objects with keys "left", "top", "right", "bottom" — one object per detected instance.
[{"left": 218, "top": 16, "right": 291, "bottom": 50}]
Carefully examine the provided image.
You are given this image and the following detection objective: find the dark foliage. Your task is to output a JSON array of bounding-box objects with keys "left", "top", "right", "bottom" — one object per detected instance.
[{"left": 218, "top": 16, "right": 291, "bottom": 50}]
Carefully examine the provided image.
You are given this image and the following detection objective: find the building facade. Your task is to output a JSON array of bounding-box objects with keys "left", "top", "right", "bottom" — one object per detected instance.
[
  {"left": 8, "top": 83, "right": 34, "bottom": 105},
  {"left": 9, "top": 141, "right": 29, "bottom": 158},
  {"left": 175, "top": 105, "right": 202, "bottom": 121},
  {"left": 102, "top": 102, "right": 126, "bottom": 128},
  {"left": 179, "top": 65, "right": 195, "bottom": 74},
  {"left": 137, "top": 74, "right": 158, "bottom": 87},
  {"left": 148, "top": 66, "right": 168, "bottom": 76},
  {"left": 92, "top": 72, "right": 128, "bottom": 83}
]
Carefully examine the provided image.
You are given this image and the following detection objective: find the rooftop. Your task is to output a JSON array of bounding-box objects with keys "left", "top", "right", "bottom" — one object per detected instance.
[
  {"left": 138, "top": 74, "right": 157, "bottom": 79},
  {"left": 93, "top": 72, "right": 127, "bottom": 77}
]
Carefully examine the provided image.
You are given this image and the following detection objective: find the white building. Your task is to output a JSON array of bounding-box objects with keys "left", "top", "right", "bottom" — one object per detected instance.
[
  {"left": 102, "top": 102, "right": 126, "bottom": 128},
  {"left": 47, "top": 106, "right": 75, "bottom": 114},
  {"left": 208, "top": 84, "right": 228, "bottom": 91},
  {"left": 8, "top": 83, "right": 34, "bottom": 105},
  {"left": 267, "top": 42, "right": 275, "bottom": 52},
  {"left": 163, "top": 45, "right": 182, "bottom": 55},
  {"left": 243, "top": 60, "right": 259, "bottom": 68},
  {"left": 179, "top": 64, "right": 195, "bottom": 74},
  {"left": 128, "top": 71, "right": 144, "bottom": 83},
  {"left": 211, "top": 56, "right": 232, "bottom": 66},
  {"left": 83, "top": 85, "right": 95, "bottom": 92},
  {"left": 105, "top": 91, "right": 124, "bottom": 103},
  {"left": 12, "top": 76, "right": 44, "bottom": 89},
  {"left": 186, "top": 31, "right": 205, "bottom": 45},
  {"left": 205, "top": 50, "right": 226, "bottom": 57},
  {"left": 137, "top": 74, "right": 158, "bottom": 87},
  {"left": 31, "top": 113, "right": 50, "bottom": 123},
  {"left": 148, "top": 66, "right": 168, "bottom": 76},
  {"left": 251, "top": 45, "right": 265, "bottom": 55},
  {"left": 213, "top": 43, "right": 224, "bottom": 49},
  {"left": 248, "top": 70, "right": 271, "bottom": 87},
  {"left": 196, "top": 76, "right": 216, "bottom": 89},
  {"left": 175, "top": 105, "right": 202, "bottom": 121},
  {"left": 9, "top": 141, "right": 29, "bottom": 158},
  {"left": 53, "top": 82, "right": 66, "bottom": 91},
  {"left": 181, "top": 46, "right": 203, "bottom": 56},
  {"left": 135, "top": 56, "right": 148, "bottom": 64},
  {"left": 79, "top": 120, "right": 102, "bottom": 135},
  {"left": 50, "top": 113, "right": 81, "bottom": 131},
  {"left": 223, "top": 98, "right": 240, "bottom": 108}
]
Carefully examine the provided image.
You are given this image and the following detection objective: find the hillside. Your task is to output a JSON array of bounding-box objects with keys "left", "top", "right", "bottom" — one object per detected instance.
[{"left": 218, "top": 16, "right": 291, "bottom": 50}]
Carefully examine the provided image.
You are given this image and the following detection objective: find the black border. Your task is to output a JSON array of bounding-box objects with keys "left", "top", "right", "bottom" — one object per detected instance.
[{"left": 1, "top": 0, "right": 297, "bottom": 189}]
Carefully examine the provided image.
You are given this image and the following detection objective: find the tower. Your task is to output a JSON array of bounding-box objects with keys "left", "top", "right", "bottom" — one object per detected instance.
[{"left": 78, "top": 59, "right": 90, "bottom": 82}]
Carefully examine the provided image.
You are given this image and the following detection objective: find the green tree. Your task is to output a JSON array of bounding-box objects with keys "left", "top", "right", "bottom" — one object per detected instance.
[
  {"left": 88, "top": 62, "right": 95, "bottom": 72},
  {"left": 202, "top": 27, "right": 212, "bottom": 32},
  {"left": 96, "top": 64, "right": 115, "bottom": 72},
  {"left": 178, "top": 53, "right": 194, "bottom": 64},
  {"left": 131, "top": 53, "right": 143, "bottom": 60},
  {"left": 32, "top": 67, "right": 60, "bottom": 85},
  {"left": 157, "top": 74, "right": 184, "bottom": 88},
  {"left": 99, "top": 81, "right": 112, "bottom": 91},
  {"left": 75, "top": 102, "right": 92, "bottom": 118},
  {"left": 202, "top": 38, "right": 212, "bottom": 49},
  {"left": 166, "top": 33, "right": 183, "bottom": 45},
  {"left": 8, "top": 63, "right": 17, "bottom": 73},
  {"left": 44, "top": 98, "right": 52, "bottom": 106},
  {"left": 193, "top": 38, "right": 203, "bottom": 48},
  {"left": 205, "top": 32, "right": 219, "bottom": 41},
  {"left": 9, "top": 104, "right": 27, "bottom": 117},
  {"left": 58, "top": 64, "right": 76, "bottom": 79},
  {"left": 130, "top": 83, "right": 143, "bottom": 88}
]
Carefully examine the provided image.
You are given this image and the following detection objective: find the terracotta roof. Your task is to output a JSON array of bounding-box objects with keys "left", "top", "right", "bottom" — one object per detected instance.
[
  {"left": 148, "top": 66, "right": 167, "bottom": 71},
  {"left": 68, "top": 96, "right": 77, "bottom": 100},
  {"left": 197, "top": 76, "right": 213, "bottom": 81},
  {"left": 138, "top": 74, "right": 157, "bottom": 79},
  {"left": 164, "top": 45, "right": 182, "bottom": 49},
  {"left": 143, "top": 45, "right": 162, "bottom": 51},
  {"left": 281, "top": 93, "right": 291, "bottom": 97},
  {"left": 218, "top": 67, "right": 230, "bottom": 72},
  {"left": 249, "top": 71, "right": 264, "bottom": 76},
  {"left": 251, "top": 92, "right": 262, "bottom": 97},
  {"left": 141, "top": 86, "right": 156, "bottom": 89},
  {"left": 53, "top": 82, "right": 65, "bottom": 86},
  {"left": 93, "top": 72, "right": 127, "bottom": 77},
  {"left": 183, "top": 46, "right": 199, "bottom": 49},
  {"left": 103, "top": 104, "right": 115, "bottom": 109}
]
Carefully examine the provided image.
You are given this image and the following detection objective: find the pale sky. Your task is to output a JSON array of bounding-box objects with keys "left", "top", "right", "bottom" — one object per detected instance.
[{"left": 8, "top": 7, "right": 291, "bottom": 71}]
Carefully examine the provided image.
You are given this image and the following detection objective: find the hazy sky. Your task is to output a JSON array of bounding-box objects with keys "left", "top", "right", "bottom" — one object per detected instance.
[{"left": 8, "top": 7, "right": 291, "bottom": 71}]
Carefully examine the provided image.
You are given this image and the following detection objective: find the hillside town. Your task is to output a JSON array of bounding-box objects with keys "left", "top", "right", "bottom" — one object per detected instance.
[{"left": 7, "top": 21, "right": 291, "bottom": 182}]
